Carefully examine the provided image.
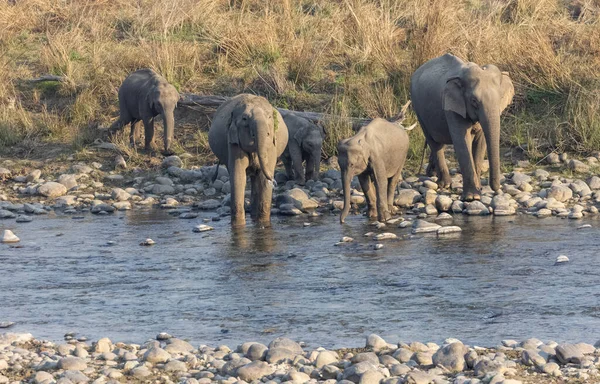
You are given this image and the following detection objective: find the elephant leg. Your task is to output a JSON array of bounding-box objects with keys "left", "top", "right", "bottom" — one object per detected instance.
[
  {"left": 371, "top": 159, "right": 391, "bottom": 222},
  {"left": 250, "top": 172, "right": 260, "bottom": 220},
  {"left": 305, "top": 155, "right": 316, "bottom": 182},
  {"left": 142, "top": 117, "right": 156, "bottom": 152},
  {"left": 358, "top": 173, "right": 377, "bottom": 220},
  {"left": 254, "top": 171, "right": 273, "bottom": 226},
  {"left": 228, "top": 149, "right": 250, "bottom": 227},
  {"left": 288, "top": 143, "right": 305, "bottom": 185},
  {"left": 472, "top": 126, "right": 486, "bottom": 186},
  {"left": 281, "top": 151, "right": 294, "bottom": 181},
  {"left": 387, "top": 172, "right": 402, "bottom": 215},
  {"left": 449, "top": 124, "right": 479, "bottom": 201},
  {"left": 426, "top": 150, "right": 436, "bottom": 177},
  {"left": 430, "top": 141, "right": 451, "bottom": 189},
  {"left": 129, "top": 120, "right": 142, "bottom": 148}
]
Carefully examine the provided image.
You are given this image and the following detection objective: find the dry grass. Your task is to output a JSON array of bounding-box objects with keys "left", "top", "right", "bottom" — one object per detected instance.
[{"left": 0, "top": 0, "right": 599, "bottom": 161}]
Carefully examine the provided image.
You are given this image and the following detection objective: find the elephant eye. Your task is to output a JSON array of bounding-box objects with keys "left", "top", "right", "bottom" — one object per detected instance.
[{"left": 471, "top": 97, "right": 479, "bottom": 109}]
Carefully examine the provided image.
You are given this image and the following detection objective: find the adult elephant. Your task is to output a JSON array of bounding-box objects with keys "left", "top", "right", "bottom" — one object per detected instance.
[
  {"left": 209, "top": 94, "right": 288, "bottom": 227},
  {"left": 280, "top": 111, "right": 325, "bottom": 185},
  {"left": 410, "top": 53, "right": 514, "bottom": 201},
  {"left": 110, "top": 68, "right": 179, "bottom": 154}
]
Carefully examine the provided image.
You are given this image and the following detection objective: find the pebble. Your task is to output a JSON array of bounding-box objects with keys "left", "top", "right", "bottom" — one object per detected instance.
[
  {"left": 1, "top": 230, "right": 19, "bottom": 243},
  {"left": 374, "top": 232, "right": 397, "bottom": 240},
  {"left": 555, "top": 255, "right": 569, "bottom": 264},
  {"left": 140, "top": 238, "right": 156, "bottom": 246},
  {"left": 193, "top": 224, "right": 214, "bottom": 232}
]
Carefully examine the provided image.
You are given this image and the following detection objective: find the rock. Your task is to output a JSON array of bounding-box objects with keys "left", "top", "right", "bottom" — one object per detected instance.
[
  {"left": 266, "top": 347, "right": 297, "bottom": 364},
  {"left": 358, "top": 370, "right": 384, "bottom": 384},
  {"left": 473, "top": 359, "right": 503, "bottom": 377},
  {"left": 27, "top": 169, "right": 42, "bottom": 182},
  {"left": 394, "top": 189, "right": 420, "bottom": 207},
  {"left": 412, "top": 220, "right": 441, "bottom": 234},
  {"left": 152, "top": 184, "right": 175, "bottom": 194},
  {"left": 437, "top": 226, "right": 462, "bottom": 235},
  {"left": 1, "top": 230, "right": 19, "bottom": 243},
  {"left": 246, "top": 343, "right": 268, "bottom": 361},
  {"left": 374, "top": 233, "right": 396, "bottom": 241},
  {"left": 404, "top": 371, "right": 433, "bottom": 384},
  {"left": 111, "top": 188, "right": 131, "bottom": 201},
  {"left": 131, "top": 366, "right": 152, "bottom": 378},
  {"left": 556, "top": 344, "right": 584, "bottom": 364},
  {"left": 366, "top": 334, "right": 387, "bottom": 350},
  {"left": 547, "top": 185, "right": 573, "bottom": 202},
  {"left": 568, "top": 159, "right": 589, "bottom": 173},
  {"left": 164, "top": 359, "right": 188, "bottom": 372},
  {"left": 58, "top": 174, "right": 78, "bottom": 190},
  {"left": 465, "top": 201, "right": 490, "bottom": 215},
  {"left": 432, "top": 341, "right": 467, "bottom": 372},
  {"left": 511, "top": 172, "right": 531, "bottom": 185},
  {"left": 546, "top": 153, "right": 560, "bottom": 164},
  {"left": 435, "top": 195, "right": 453, "bottom": 212},
  {"left": 521, "top": 349, "right": 546, "bottom": 367},
  {"left": 33, "top": 371, "right": 54, "bottom": 384},
  {"left": 61, "top": 370, "right": 89, "bottom": 383},
  {"left": 164, "top": 338, "right": 194, "bottom": 354},
  {"left": 114, "top": 155, "right": 127, "bottom": 170},
  {"left": 555, "top": 255, "right": 569, "bottom": 265},
  {"left": 94, "top": 337, "right": 111, "bottom": 353},
  {"left": 237, "top": 361, "right": 274, "bottom": 382},
  {"left": 193, "top": 224, "right": 214, "bottom": 232},
  {"left": 451, "top": 200, "right": 464, "bottom": 213},
  {"left": 343, "top": 361, "right": 378, "bottom": 383},
  {"left": 143, "top": 346, "right": 171, "bottom": 363},
  {"left": 38, "top": 182, "right": 67, "bottom": 197},
  {"left": 57, "top": 357, "right": 87, "bottom": 370},
  {"left": 316, "top": 351, "right": 339, "bottom": 368},
  {"left": 197, "top": 199, "right": 221, "bottom": 210},
  {"left": 163, "top": 155, "right": 183, "bottom": 168},
  {"left": 541, "top": 362, "right": 560, "bottom": 375},
  {"left": 0, "top": 210, "right": 16, "bottom": 219}
]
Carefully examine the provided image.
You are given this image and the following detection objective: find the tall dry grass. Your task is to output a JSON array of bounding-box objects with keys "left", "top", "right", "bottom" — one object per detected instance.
[{"left": 0, "top": 0, "right": 599, "bottom": 160}]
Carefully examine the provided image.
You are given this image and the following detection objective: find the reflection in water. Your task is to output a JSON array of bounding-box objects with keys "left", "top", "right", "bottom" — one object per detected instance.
[{"left": 1, "top": 210, "right": 599, "bottom": 348}]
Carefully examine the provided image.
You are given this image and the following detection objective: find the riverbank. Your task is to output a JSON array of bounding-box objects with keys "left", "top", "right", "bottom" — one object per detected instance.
[
  {"left": 1, "top": 148, "right": 600, "bottom": 233},
  {"left": 0, "top": 332, "right": 598, "bottom": 384}
]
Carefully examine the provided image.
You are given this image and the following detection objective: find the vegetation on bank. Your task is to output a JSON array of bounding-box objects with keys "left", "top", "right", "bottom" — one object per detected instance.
[{"left": 0, "top": 0, "right": 599, "bottom": 163}]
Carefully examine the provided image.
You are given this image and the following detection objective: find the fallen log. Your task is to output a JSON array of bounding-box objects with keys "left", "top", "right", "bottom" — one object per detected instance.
[
  {"left": 178, "top": 93, "right": 412, "bottom": 129},
  {"left": 25, "top": 75, "right": 68, "bottom": 83}
]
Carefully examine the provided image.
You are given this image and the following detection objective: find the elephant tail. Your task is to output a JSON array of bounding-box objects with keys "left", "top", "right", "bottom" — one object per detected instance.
[
  {"left": 212, "top": 162, "right": 220, "bottom": 183},
  {"left": 416, "top": 141, "right": 427, "bottom": 176}
]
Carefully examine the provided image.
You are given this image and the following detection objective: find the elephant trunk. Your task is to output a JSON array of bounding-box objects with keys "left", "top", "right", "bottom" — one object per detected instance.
[
  {"left": 255, "top": 119, "right": 274, "bottom": 181},
  {"left": 481, "top": 109, "right": 501, "bottom": 192},
  {"left": 162, "top": 109, "right": 175, "bottom": 153},
  {"left": 340, "top": 168, "right": 352, "bottom": 223}
]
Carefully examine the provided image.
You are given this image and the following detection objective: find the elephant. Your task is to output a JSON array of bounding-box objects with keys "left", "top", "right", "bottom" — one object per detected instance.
[
  {"left": 280, "top": 111, "right": 325, "bottom": 185},
  {"left": 208, "top": 94, "right": 288, "bottom": 227},
  {"left": 338, "top": 118, "right": 414, "bottom": 224},
  {"left": 410, "top": 53, "right": 514, "bottom": 201},
  {"left": 109, "top": 68, "right": 179, "bottom": 154}
]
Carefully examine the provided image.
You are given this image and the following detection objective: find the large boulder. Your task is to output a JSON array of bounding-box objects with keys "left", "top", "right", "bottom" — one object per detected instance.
[
  {"left": 432, "top": 342, "right": 468, "bottom": 372},
  {"left": 38, "top": 182, "right": 67, "bottom": 197}
]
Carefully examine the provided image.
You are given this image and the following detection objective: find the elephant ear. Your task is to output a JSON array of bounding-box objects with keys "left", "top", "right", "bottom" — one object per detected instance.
[
  {"left": 227, "top": 112, "right": 240, "bottom": 145},
  {"left": 443, "top": 77, "right": 467, "bottom": 119},
  {"left": 499, "top": 72, "right": 515, "bottom": 113},
  {"left": 146, "top": 88, "right": 161, "bottom": 112},
  {"left": 293, "top": 123, "right": 308, "bottom": 146}
]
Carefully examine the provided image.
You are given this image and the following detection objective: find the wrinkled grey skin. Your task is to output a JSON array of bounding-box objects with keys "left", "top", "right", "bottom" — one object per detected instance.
[
  {"left": 280, "top": 111, "right": 325, "bottom": 185},
  {"left": 338, "top": 118, "right": 410, "bottom": 224},
  {"left": 110, "top": 68, "right": 179, "bottom": 154},
  {"left": 209, "top": 94, "right": 289, "bottom": 227},
  {"left": 410, "top": 53, "right": 514, "bottom": 201}
]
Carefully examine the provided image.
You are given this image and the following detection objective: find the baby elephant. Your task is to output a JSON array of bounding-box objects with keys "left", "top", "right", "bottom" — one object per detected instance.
[
  {"left": 110, "top": 68, "right": 179, "bottom": 154},
  {"left": 281, "top": 111, "right": 325, "bottom": 185},
  {"left": 338, "top": 118, "right": 414, "bottom": 223}
]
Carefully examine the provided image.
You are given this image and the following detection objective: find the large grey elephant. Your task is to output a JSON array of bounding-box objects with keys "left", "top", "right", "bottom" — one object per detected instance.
[
  {"left": 410, "top": 53, "right": 514, "bottom": 201},
  {"left": 209, "top": 94, "right": 288, "bottom": 227},
  {"left": 280, "top": 111, "right": 325, "bottom": 185},
  {"left": 109, "top": 68, "right": 179, "bottom": 154},
  {"left": 338, "top": 118, "right": 414, "bottom": 224}
]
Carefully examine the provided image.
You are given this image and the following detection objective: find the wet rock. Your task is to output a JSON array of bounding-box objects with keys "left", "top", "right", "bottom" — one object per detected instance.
[
  {"left": 465, "top": 201, "right": 490, "bottom": 215},
  {"left": 143, "top": 346, "right": 171, "bottom": 363},
  {"left": 435, "top": 195, "right": 453, "bottom": 212},
  {"left": 0, "top": 210, "right": 16, "bottom": 219},
  {"left": 197, "top": 199, "right": 221, "bottom": 210},
  {"left": 451, "top": 200, "right": 464, "bottom": 213},
  {"left": 555, "top": 255, "right": 569, "bottom": 264},
  {"left": 412, "top": 220, "right": 441, "bottom": 234},
  {"left": 1, "top": 230, "right": 19, "bottom": 243},
  {"left": 374, "top": 233, "right": 397, "bottom": 241},
  {"left": 437, "top": 226, "right": 462, "bottom": 235},
  {"left": 193, "top": 224, "right": 214, "bottom": 232},
  {"left": 140, "top": 238, "right": 155, "bottom": 246},
  {"left": 237, "top": 361, "right": 274, "bottom": 382},
  {"left": 38, "top": 182, "right": 67, "bottom": 197}
]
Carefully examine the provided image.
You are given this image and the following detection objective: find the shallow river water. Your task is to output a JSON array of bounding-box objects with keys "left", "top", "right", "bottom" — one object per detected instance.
[{"left": 1, "top": 209, "right": 599, "bottom": 349}]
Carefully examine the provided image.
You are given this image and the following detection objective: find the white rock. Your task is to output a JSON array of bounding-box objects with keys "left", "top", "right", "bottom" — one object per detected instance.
[
  {"left": 1, "top": 230, "right": 19, "bottom": 243},
  {"left": 374, "top": 232, "right": 397, "bottom": 240},
  {"left": 555, "top": 255, "right": 569, "bottom": 265},
  {"left": 140, "top": 238, "right": 155, "bottom": 246},
  {"left": 437, "top": 226, "right": 462, "bottom": 235},
  {"left": 193, "top": 225, "right": 214, "bottom": 233}
]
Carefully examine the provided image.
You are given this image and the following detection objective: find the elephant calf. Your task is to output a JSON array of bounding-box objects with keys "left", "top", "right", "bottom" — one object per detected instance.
[
  {"left": 338, "top": 118, "right": 413, "bottom": 223},
  {"left": 208, "top": 94, "right": 288, "bottom": 227},
  {"left": 281, "top": 111, "right": 325, "bottom": 185},
  {"left": 109, "top": 68, "right": 179, "bottom": 154}
]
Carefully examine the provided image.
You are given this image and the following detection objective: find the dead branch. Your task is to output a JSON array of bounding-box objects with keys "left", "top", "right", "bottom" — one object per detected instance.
[{"left": 25, "top": 75, "right": 68, "bottom": 83}]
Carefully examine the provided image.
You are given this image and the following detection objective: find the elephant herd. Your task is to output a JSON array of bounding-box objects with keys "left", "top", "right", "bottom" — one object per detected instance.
[{"left": 109, "top": 53, "right": 515, "bottom": 227}]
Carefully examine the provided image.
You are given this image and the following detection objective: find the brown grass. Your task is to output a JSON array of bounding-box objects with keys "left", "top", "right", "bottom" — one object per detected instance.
[{"left": 0, "top": 0, "right": 599, "bottom": 161}]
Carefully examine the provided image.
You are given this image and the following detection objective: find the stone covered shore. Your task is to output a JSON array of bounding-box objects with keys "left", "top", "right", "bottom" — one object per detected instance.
[
  {"left": 0, "top": 332, "right": 598, "bottom": 384},
  {"left": 1, "top": 151, "right": 600, "bottom": 238}
]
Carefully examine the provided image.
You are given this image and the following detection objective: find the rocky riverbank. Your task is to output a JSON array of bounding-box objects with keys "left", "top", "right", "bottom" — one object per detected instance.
[
  {"left": 0, "top": 332, "right": 598, "bottom": 384},
  {"left": 1, "top": 151, "right": 600, "bottom": 241}
]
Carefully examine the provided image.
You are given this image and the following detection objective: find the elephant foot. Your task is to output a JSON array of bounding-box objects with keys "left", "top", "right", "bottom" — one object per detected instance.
[
  {"left": 437, "top": 177, "right": 452, "bottom": 190},
  {"left": 463, "top": 191, "right": 481, "bottom": 202},
  {"left": 294, "top": 178, "right": 306, "bottom": 186},
  {"left": 378, "top": 211, "right": 392, "bottom": 223},
  {"left": 161, "top": 149, "right": 175, "bottom": 157},
  {"left": 366, "top": 208, "right": 377, "bottom": 220}
]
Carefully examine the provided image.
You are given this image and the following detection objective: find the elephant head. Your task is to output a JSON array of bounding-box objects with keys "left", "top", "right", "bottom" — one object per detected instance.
[
  {"left": 147, "top": 82, "right": 179, "bottom": 153},
  {"left": 228, "top": 97, "right": 279, "bottom": 181},
  {"left": 338, "top": 137, "right": 369, "bottom": 223},
  {"left": 443, "top": 64, "right": 514, "bottom": 192},
  {"left": 295, "top": 121, "right": 325, "bottom": 179}
]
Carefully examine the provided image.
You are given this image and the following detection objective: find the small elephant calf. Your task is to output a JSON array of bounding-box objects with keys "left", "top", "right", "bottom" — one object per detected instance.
[
  {"left": 109, "top": 68, "right": 179, "bottom": 154},
  {"left": 338, "top": 118, "right": 414, "bottom": 223},
  {"left": 281, "top": 111, "right": 325, "bottom": 185}
]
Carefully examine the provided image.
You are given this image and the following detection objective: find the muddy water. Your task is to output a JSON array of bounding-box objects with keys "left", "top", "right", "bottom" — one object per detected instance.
[{"left": 1, "top": 210, "right": 599, "bottom": 348}]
